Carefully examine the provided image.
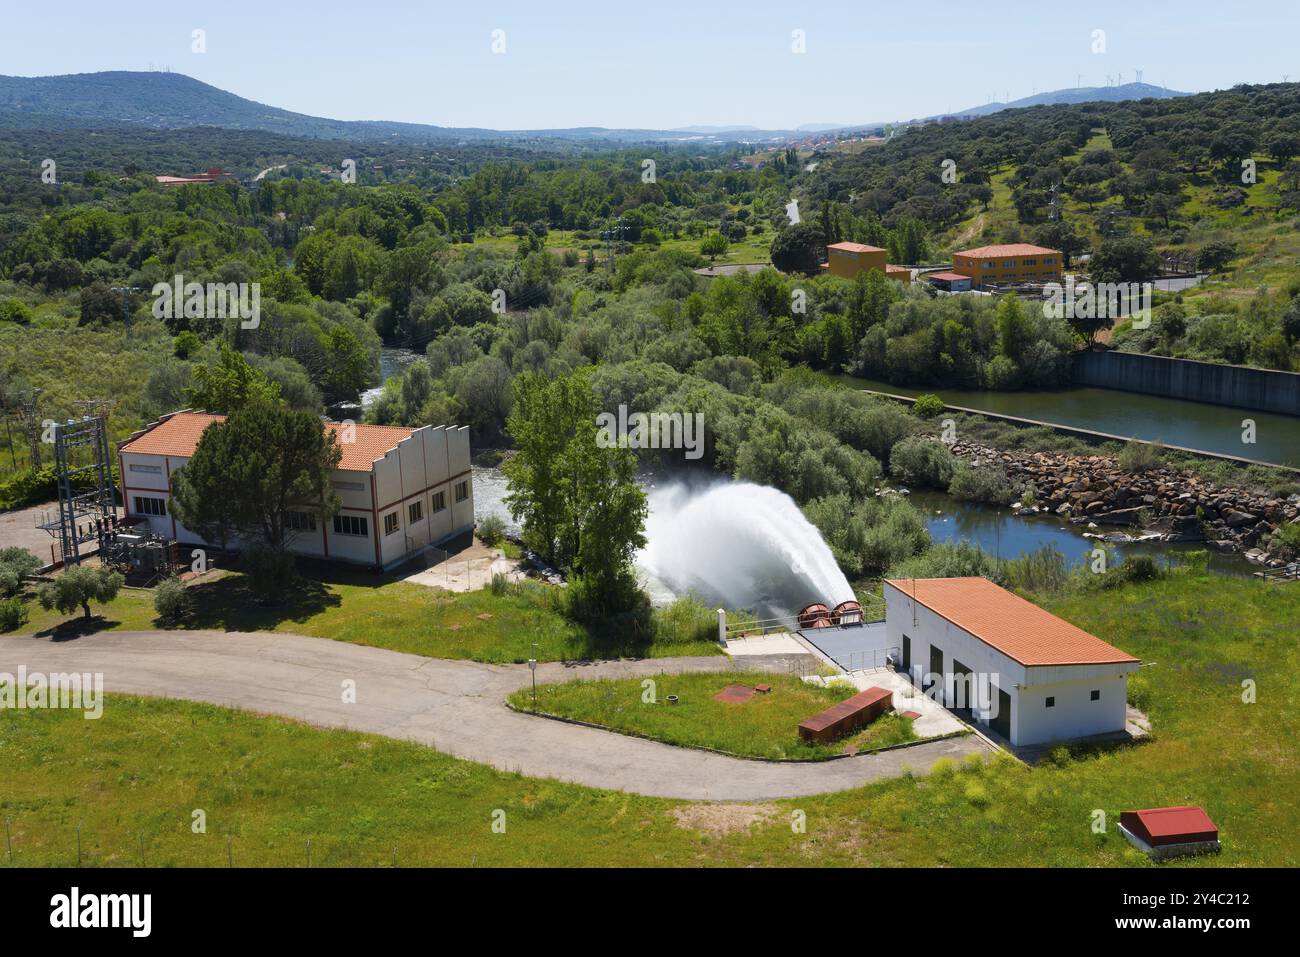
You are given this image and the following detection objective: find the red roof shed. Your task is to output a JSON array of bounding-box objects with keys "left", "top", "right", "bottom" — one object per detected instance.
[{"left": 1119, "top": 806, "right": 1218, "bottom": 847}]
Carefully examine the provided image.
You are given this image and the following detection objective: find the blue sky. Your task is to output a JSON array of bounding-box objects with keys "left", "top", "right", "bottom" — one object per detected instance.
[{"left": 2, "top": 0, "right": 1297, "bottom": 129}]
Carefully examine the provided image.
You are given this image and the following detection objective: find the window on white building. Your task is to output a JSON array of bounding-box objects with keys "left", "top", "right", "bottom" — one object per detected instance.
[
  {"left": 129, "top": 463, "right": 163, "bottom": 475},
  {"left": 432, "top": 491, "right": 446, "bottom": 512},
  {"left": 408, "top": 501, "right": 423, "bottom": 523},
  {"left": 284, "top": 510, "right": 317, "bottom": 532},
  {"left": 134, "top": 496, "right": 166, "bottom": 516},
  {"left": 454, "top": 481, "right": 469, "bottom": 503},
  {"left": 1045, "top": 696, "right": 1056, "bottom": 708},
  {"left": 1090, "top": 689, "right": 1100, "bottom": 701},
  {"left": 383, "top": 512, "right": 400, "bottom": 536},
  {"left": 333, "top": 514, "right": 368, "bottom": 537}
]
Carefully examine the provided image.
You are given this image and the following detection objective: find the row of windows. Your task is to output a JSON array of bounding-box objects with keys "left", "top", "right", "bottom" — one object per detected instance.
[
  {"left": 135, "top": 483, "right": 470, "bottom": 539},
  {"left": 974, "top": 259, "right": 1059, "bottom": 270},
  {"left": 383, "top": 480, "right": 471, "bottom": 537},
  {"left": 134, "top": 495, "right": 166, "bottom": 516}
]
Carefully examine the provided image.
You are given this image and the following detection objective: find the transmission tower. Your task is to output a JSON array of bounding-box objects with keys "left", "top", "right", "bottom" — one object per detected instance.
[
  {"left": 110, "top": 286, "right": 142, "bottom": 340},
  {"left": 12, "top": 388, "right": 44, "bottom": 470}
]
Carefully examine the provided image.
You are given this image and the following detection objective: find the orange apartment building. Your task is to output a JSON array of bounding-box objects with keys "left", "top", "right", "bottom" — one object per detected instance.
[
  {"left": 825, "top": 242, "right": 912, "bottom": 283},
  {"left": 951, "top": 243, "right": 1062, "bottom": 288}
]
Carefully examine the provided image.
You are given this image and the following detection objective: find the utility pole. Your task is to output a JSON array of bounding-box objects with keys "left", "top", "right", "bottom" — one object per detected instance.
[
  {"left": 110, "top": 286, "right": 141, "bottom": 340},
  {"left": 1046, "top": 182, "right": 1062, "bottom": 222}
]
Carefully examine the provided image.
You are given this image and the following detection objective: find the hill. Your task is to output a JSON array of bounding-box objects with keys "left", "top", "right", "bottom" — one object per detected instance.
[
  {"left": 0, "top": 71, "right": 812, "bottom": 145},
  {"left": 937, "top": 82, "right": 1188, "bottom": 120}
]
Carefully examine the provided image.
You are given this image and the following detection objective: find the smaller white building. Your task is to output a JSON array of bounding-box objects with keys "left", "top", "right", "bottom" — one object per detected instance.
[
  {"left": 118, "top": 410, "right": 475, "bottom": 571},
  {"left": 884, "top": 577, "right": 1139, "bottom": 746}
]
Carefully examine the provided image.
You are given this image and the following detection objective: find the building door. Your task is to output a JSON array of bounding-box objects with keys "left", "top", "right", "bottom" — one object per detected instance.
[
  {"left": 991, "top": 685, "right": 1012, "bottom": 740},
  {"left": 927, "top": 645, "right": 943, "bottom": 697},
  {"left": 902, "top": 635, "right": 911, "bottom": 674},
  {"left": 951, "top": 658, "right": 974, "bottom": 711}
]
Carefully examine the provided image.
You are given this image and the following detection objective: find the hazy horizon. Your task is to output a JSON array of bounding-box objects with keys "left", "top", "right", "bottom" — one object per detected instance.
[{"left": 2, "top": 0, "right": 1296, "bottom": 130}]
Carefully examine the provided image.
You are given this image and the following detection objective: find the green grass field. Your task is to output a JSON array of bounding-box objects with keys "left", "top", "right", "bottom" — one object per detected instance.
[
  {"left": 508, "top": 671, "right": 917, "bottom": 759},
  {"left": 3, "top": 571, "right": 1296, "bottom": 866},
  {"left": 10, "top": 566, "right": 722, "bottom": 664}
]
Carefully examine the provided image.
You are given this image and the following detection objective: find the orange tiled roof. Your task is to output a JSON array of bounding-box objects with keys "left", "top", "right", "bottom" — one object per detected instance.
[
  {"left": 953, "top": 243, "right": 1061, "bottom": 259},
  {"left": 119, "top": 411, "right": 416, "bottom": 473},
  {"left": 885, "top": 577, "right": 1139, "bottom": 667},
  {"left": 827, "top": 241, "right": 886, "bottom": 253}
]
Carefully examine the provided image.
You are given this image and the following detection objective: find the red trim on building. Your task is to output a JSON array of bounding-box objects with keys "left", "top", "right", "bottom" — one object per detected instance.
[
  {"left": 375, "top": 468, "right": 472, "bottom": 514},
  {"left": 369, "top": 478, "right": 381, "bottom": 568},
  {"left": 118, "top": 451, "right": 128, "bottom": 516},
  {"left": 165, "top": 457, "right": 177, "bottom": 538}
]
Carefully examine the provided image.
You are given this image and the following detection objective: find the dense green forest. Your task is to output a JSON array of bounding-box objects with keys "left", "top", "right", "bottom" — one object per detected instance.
[{"left": 3, "top": 82, "right": 1300, "bottom": 510}]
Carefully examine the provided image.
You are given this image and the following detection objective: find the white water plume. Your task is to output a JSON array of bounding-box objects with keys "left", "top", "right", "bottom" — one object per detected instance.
[{"left": 636, "top": 481, "right": 854, "bottom": 620}]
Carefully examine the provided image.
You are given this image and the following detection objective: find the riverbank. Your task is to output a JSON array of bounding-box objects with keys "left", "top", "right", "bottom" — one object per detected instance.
[{"left": 949, "top": 439, "right": 1300, "bottom": 568}]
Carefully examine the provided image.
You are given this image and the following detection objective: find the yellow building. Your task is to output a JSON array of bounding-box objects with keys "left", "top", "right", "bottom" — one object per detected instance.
[
  {"left": 825, "top": 242, "right": 911, "bottom": 283},
  {"left": 951, "top": 243, "right": 1062, "bottom": 288}
]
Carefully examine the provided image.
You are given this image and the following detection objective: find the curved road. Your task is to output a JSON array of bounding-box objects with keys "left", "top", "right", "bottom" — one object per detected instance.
[{"left": 0, "top": 630, "right": 990, "bottom": 801}]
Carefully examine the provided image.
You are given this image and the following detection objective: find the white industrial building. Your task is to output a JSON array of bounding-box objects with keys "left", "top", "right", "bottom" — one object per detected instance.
[
  {"left": 118, "top": 410, "right": 475, "bottom": 571},
  {"left": 884, "top": 577, "right": 1139, "bottom": 746}
]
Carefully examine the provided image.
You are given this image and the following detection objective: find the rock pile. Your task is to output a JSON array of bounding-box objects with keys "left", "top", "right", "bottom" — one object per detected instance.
[{"left": 949, "top": 440, "right": 1300, "bottom": 566}]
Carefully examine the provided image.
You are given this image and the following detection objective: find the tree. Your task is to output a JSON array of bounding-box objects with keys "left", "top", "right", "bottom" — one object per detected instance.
[
  {"left": 503, "top": 370, "right": 647, "bottom": 615},
  {"left": 1196, "top": 240, "right": 1238, "bottom": 274},
  {"left": 1033, "top": 220, "right": 1087, "bottom": 268},
  {"left": 699, "top": 233, "right": 729, "bottom": 261},
  {"left": 187, "top": 341, "right": 281, "bottom": 413},
  {"left": 321, "top": 325, "right": 373, "bottom": 402},
  {"left": 169, "top": 395, "right": 342, "bottom": 553},
  {"left": 1090, "top": 236, "right": 1160, "bottom": 284},
  {"left": 38, "top": 565, "right": 124, "bottom": 620},
  {"left": 995, "top": 295, "right": 1032, "bottom": 361},
  {"left": 769, "top": 223, "right": 824, "bottom": 275}
]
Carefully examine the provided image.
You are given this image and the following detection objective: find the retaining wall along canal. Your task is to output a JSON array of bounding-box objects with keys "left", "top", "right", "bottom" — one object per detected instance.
[{"left": 1071, "top": 351, "right": 1300, "bottom": 417}]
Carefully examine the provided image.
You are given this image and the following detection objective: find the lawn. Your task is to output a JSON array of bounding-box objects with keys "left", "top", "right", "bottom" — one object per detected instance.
[
  {"left": 508, "top": 670, "right": 917, "bottom": 760},
  {"left": 10, "top": 565, "right": 723, "bottom": 664},
  {"left": 3, "top": 571, "right": 1296, "bottom": 866}
]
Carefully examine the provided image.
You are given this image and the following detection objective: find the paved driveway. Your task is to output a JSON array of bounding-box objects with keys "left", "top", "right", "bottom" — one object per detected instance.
[{"left": 0, "top": 630, "right": 990, "bottom": 801}]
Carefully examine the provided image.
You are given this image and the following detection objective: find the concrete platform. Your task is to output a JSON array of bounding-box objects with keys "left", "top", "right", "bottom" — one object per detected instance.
[{"left": 803, "top": 669, "right": 965, "bottom": 739}]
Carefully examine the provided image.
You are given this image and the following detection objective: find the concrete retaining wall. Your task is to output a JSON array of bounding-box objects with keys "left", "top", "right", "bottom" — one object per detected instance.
[{"left": 1071, "top": 351, "right": 1300, "bottom": 417}]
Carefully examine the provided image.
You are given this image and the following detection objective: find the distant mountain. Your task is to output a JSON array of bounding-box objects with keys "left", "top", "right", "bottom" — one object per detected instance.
[
  {"left": 0, "top": 72, "right": 811, "bottom": 145},
  {"left": 935, "top": 82, "right": 1189, "bottom": 120}
]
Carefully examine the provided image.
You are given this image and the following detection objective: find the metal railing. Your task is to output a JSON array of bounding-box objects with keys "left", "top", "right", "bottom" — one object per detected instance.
[{"left": 1260, "top": 564, "right": 1299, "bottom": 585}]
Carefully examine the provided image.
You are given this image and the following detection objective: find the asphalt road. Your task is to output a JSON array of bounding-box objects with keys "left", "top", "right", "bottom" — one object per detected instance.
[{"left": 0, "top": 630, "right": 990, "bottom": 800}]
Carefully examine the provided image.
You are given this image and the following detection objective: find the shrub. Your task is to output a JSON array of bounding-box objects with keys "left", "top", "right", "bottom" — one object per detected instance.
[
  {"left": 889, "top": 540, "right": 1000, "bottom": 581},
  {"left": 1118, "top": 439, "right": 1163, "bottom": 474},
  {"left": 947, "top": 462, "right": 1017, "bottom": 504},
  {"left": 478, "top": 514, "right": 506, "bottom": 547},
  {"left": 912, "top": 393, "right": 945, "bottom": 419},
  {"left": 651, "top": 595, "right": 718, "bottom": 647},
  {"left": 0, "top": 597, "right": 29, "bottom": 633},
  {"left": 0, "top": 547, "right": 40, "bottom": 597},
  {"left": 37, "top": 565, "right": 124, "bottom": 620},
  {"left": 1269, "top": 523, "right": 1300, "bottom": 561},
  {"left": 889, "top": 436, "right": 956, "bottom": 489},
  {"left": 153, "top": 575, "right": 189, "bottom": 624}
]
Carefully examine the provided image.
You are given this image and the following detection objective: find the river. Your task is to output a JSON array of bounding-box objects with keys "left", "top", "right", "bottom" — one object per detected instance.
[
  {"left": 825, "top": 373, "right": 1300, "bottom": 468},
  {"left": 471, "top": 466, "right": 1253, "bottom": 593}
]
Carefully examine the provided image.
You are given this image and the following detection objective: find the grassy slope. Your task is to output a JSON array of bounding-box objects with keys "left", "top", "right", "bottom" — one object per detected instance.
[
  {"left": 3, "top": 573, "right": 1296, "bottom": 866},
  {"left": 508, "top": 671, "right": 917, "bottom": 760},
  {"left": 13, "top": 568, "right": 722, "bottom": 663}
]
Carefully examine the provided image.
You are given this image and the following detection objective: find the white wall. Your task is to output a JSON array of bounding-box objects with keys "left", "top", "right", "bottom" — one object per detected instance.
[
  {"left": 884, "top": 582, "right": 1134, "bottom": 746},
  {"left": 119, "top": 422, "right": 476, "bottom": 571}
]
